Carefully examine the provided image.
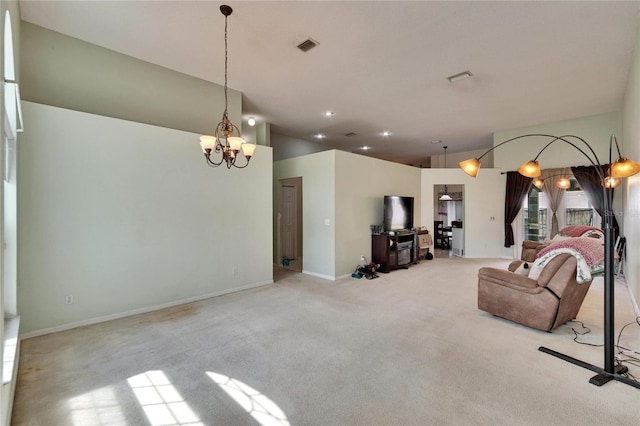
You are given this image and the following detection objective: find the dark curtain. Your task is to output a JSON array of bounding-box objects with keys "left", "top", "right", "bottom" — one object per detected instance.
[
  {"left": 571, "top": 165, "right": 619, "bottom": 236},
  {"left": 504, "top": 171, "right": 533, "bottom": 247}
]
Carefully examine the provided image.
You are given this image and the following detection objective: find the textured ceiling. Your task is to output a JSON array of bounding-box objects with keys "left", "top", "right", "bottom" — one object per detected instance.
[{"left": 19, "top": 1, "right": 640, "bottom": 165}]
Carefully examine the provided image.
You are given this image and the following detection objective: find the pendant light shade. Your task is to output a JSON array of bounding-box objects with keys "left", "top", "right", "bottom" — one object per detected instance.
[
  {"left": 609, "top": 157, "right": 640, "bottom": 178},
  {"left": 555, "top": 177, "right": 571, "bottom": 189},
  {"left": 517, "top": 160, "right": 541, "bottom": 178},
  {"left": 459, "top": 158, "right": 481, "bottom": 177},
  {"left": 532, "top": 178, "right": 544, "bottom": 189}
]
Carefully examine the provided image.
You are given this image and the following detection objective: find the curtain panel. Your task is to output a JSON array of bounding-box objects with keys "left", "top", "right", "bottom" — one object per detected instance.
[
  {"left": 541, "top": 167, "right": 572, "bottom": 238},
  {"left": 504, "top": 171, "right": 533, "bottom": 247},
  {"left": 571, "top": 164, "right": 619, "bottom": 236}
]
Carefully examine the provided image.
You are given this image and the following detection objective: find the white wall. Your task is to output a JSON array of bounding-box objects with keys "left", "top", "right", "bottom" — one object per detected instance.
[
  {"left": 335, "top": 151, "right": 421, "bottom": 277},
  {"left": 18, "top": 102, "right": 273, "bottom": 335},
  {"left": 622, "top": 18, "right": 640, "bottom": 314},
  {"left": 493, "top": 111, "right": 622, "bottom": 171},
  {"left": 421, "top": 168, "right": 506, "bottom": 258}
]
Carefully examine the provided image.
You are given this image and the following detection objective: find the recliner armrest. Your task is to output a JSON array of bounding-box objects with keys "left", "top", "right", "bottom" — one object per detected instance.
[{"left": 478, "top": 267, "right": 542, "bottom": 294}]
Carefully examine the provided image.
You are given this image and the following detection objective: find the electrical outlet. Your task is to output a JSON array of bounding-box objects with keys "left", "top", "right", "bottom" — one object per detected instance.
[
  {"left": 232, "top": 266, "right": 239, "bottom": 276},
  {"left": 64, "top": 295, "right": 73, "bottom": 305}
]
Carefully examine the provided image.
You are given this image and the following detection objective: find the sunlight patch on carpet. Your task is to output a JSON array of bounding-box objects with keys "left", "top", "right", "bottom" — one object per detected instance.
[
  {"left": 128, "top": 370, "right": 203, "bottom": 426},
  {"left": 207, "top": 371, "right": 290, "bottom": 426},
  {"left": 67, "top": 385, "right": 126, "bottom": 425}
]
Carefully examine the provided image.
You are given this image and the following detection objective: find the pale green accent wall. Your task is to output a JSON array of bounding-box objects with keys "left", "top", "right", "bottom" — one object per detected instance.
[
  {"left": 335, "top": 151, "right": 421, "bottom": 276},
  {"left": 256, "top": 122, "right": 271, "bottom": 147},
  {"left": 493, "top": 111, "right": 622, "bottom": 171},
  {"left": 421, "top": 168, "right": 506, "bottom": 258},
  {"left": 20, "top": 22, "right": 240, "bottom": 136},
  {"left": 274, "top": 150, "right": 421, "bottom": 279},
  {"left": 18, "top": 102, "right": 273, "bottom": 334},
  {"left": 272, "top": 133, "right": 331, "bottom": 161},
  {"left": 273, "top": 151, "right": 336, "bottom": 278},
  {"left": 622, "top": 18, "right": 640, "bottom": 314}
]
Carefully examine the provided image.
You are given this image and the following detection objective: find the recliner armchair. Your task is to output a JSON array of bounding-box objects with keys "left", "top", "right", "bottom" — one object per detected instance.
[{"left": 477, "top": 254, "right": 592, "bottom": 331}]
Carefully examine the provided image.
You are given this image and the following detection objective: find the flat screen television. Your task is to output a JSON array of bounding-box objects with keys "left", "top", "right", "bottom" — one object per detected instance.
[{"left": 383, "top": 195, "right": 414, "bottom": 232}]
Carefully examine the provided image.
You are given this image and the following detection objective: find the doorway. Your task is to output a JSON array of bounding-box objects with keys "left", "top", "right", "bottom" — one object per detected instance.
[
  {"left": 279, "top": 177, "right": 303, "bottom": 272},
  {"left": 434, "top": 184, "right": 465, "bottom": 257}
]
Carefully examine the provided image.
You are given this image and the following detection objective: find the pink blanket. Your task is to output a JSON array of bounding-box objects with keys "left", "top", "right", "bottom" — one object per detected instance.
[
  {"left": 559, "top": 225, "right": 603, "bottom": 239},
  {"left": 538, "top": 237, "right": 604, "bottom": 266}
]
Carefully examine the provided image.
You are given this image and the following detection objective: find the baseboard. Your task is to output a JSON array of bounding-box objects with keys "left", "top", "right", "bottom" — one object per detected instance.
[
  {"left": 302, "top": 270, "right": 336, "bottom": 281},
  {"left": 19, "top": 280, "right": 273, "bottom": 340},
  {"left": 627, "top": 284, "right": 640, "bottom": 318}
]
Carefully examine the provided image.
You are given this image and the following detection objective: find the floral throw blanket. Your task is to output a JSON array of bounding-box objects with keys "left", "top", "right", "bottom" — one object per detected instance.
[{"left": 534, "top": 237, "right": 605, "bottom": 284}]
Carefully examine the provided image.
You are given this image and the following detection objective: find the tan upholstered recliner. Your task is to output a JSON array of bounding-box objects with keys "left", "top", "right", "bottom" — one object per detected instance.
[{"left": 477, "top": 254, "right": 592, "bottom": 332}]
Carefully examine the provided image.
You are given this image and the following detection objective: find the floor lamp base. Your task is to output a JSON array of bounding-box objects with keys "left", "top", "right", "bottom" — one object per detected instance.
[{"left": 538, "top": 346, "right": 640, "bottom": 389}]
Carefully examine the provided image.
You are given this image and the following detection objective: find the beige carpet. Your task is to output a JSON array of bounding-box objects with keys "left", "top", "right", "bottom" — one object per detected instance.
[{"left": 12, "top": 257, "right": 640, "bottom": 425}]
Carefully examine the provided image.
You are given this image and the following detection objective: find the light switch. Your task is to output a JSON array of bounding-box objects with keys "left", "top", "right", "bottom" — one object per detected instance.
[{"left": 324, "top": 219, "right": 330, "bottom": 226}]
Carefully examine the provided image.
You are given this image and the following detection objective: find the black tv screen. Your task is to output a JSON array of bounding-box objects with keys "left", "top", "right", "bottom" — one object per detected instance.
[{"left": 383, "top": 195, "right": 414, "bottom": 232}]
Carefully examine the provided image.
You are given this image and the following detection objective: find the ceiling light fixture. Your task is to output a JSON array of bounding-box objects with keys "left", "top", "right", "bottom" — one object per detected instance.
[
  {"left": 382, "top": 131, "right": 391, "bottom": 137},
  {"left": 439, "top": 146, "right": 453, "bottom": 201},
  {"left": 361, "top": 145, "right": 371, "bottom": 151},
  {"left": 247, "top": 117, "right": 256, "bottom": 126},
  {"left": 199, "top": 5, "right": 255, "bottom": 169},
  {"left": 323, "top": 111, "right": 335, "bottom": 117},
  {"left": 315, "top": 133, "right": 326, "bottom": 139},
  {"left": 447, "top": 70, "right": 473, "bottom": 83}
]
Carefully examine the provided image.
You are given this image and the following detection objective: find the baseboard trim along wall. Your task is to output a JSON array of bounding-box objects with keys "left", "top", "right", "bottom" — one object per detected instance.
[
  {"left": 628, "top": 283, "right": 640, "bottom": 318},
  {"left": 19, "top": 280, "right": 274, "bottom": 340},
  {"left": 303, "top": 270, "right": 337, "bottom": 281}
]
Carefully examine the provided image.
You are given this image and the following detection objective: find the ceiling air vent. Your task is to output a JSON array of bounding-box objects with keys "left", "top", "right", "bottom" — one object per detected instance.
[
  {"left": 297, "top": 38, "right": 319, "bottom": 52},
  {"left": 344, "top": 132, "right": 357, "bottom": 137}
]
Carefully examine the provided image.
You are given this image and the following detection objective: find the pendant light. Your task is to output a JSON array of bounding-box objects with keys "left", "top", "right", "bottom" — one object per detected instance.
[{"left": 439, "top": 146, "right": 453, "bottom": 201}]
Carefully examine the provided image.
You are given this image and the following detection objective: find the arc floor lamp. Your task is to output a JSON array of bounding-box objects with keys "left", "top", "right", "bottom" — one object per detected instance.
[{"left": 459, "top": 134, "right": 640, "bottom": 390}]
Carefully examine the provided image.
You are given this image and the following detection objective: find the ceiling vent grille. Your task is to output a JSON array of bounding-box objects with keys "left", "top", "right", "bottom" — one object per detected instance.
[
  {"left": 344, "top": 132, "right": 357, "bottom": 137},
  {"left": 297, "top": 38, "right": 319, "bottom": 52}
]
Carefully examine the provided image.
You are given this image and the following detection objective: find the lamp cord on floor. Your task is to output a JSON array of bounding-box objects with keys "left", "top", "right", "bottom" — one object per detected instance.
[{"left": 568, "top": 317, "right": 640, "bottom": 385}]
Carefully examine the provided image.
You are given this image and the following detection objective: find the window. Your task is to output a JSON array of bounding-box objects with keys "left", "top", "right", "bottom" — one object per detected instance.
[{"left": 522, "top": 177, "right": 597, "bottom": 241}]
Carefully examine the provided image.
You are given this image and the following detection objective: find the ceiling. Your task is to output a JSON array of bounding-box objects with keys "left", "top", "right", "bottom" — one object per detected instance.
[{"left": 19, "top": 1, "right": 640, "bottom": 166}]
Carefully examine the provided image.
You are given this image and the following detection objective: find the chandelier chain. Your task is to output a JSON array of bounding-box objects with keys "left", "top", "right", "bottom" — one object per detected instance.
[{"left": 223, "top": 12, "right": 228, "bottom": 117}]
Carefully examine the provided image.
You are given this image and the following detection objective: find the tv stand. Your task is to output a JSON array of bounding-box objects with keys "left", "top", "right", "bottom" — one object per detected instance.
[{"left": 371, "top": 232, "right": 417, "bottom": 272}]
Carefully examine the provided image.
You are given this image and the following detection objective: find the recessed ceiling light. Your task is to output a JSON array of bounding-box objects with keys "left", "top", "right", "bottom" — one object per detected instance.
[
  {"left": 247, "top": 117, "right": 256, "bottom": 126},
  {"left": 382, "top": 131, "right": 391, "bottom": 137},
  {"left": 323, "top": 111, "right": 335, "bottom": 117},
  {"left": 447, "top": 70, "right": 472, "bottom": 83},
  {"left": 315, "top": 133, "right": 326, "bottom": 139},
  {"left": 431, "top": 140, "right": 443, "bottom": 144},
  {"left": 361, "top": 145, "right": 371, "bottom": 151}
]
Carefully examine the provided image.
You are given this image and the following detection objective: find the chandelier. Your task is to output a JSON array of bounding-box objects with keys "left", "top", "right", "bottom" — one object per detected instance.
[{"left": 199, "top": 5, "right": 255, "bottom": 169}]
